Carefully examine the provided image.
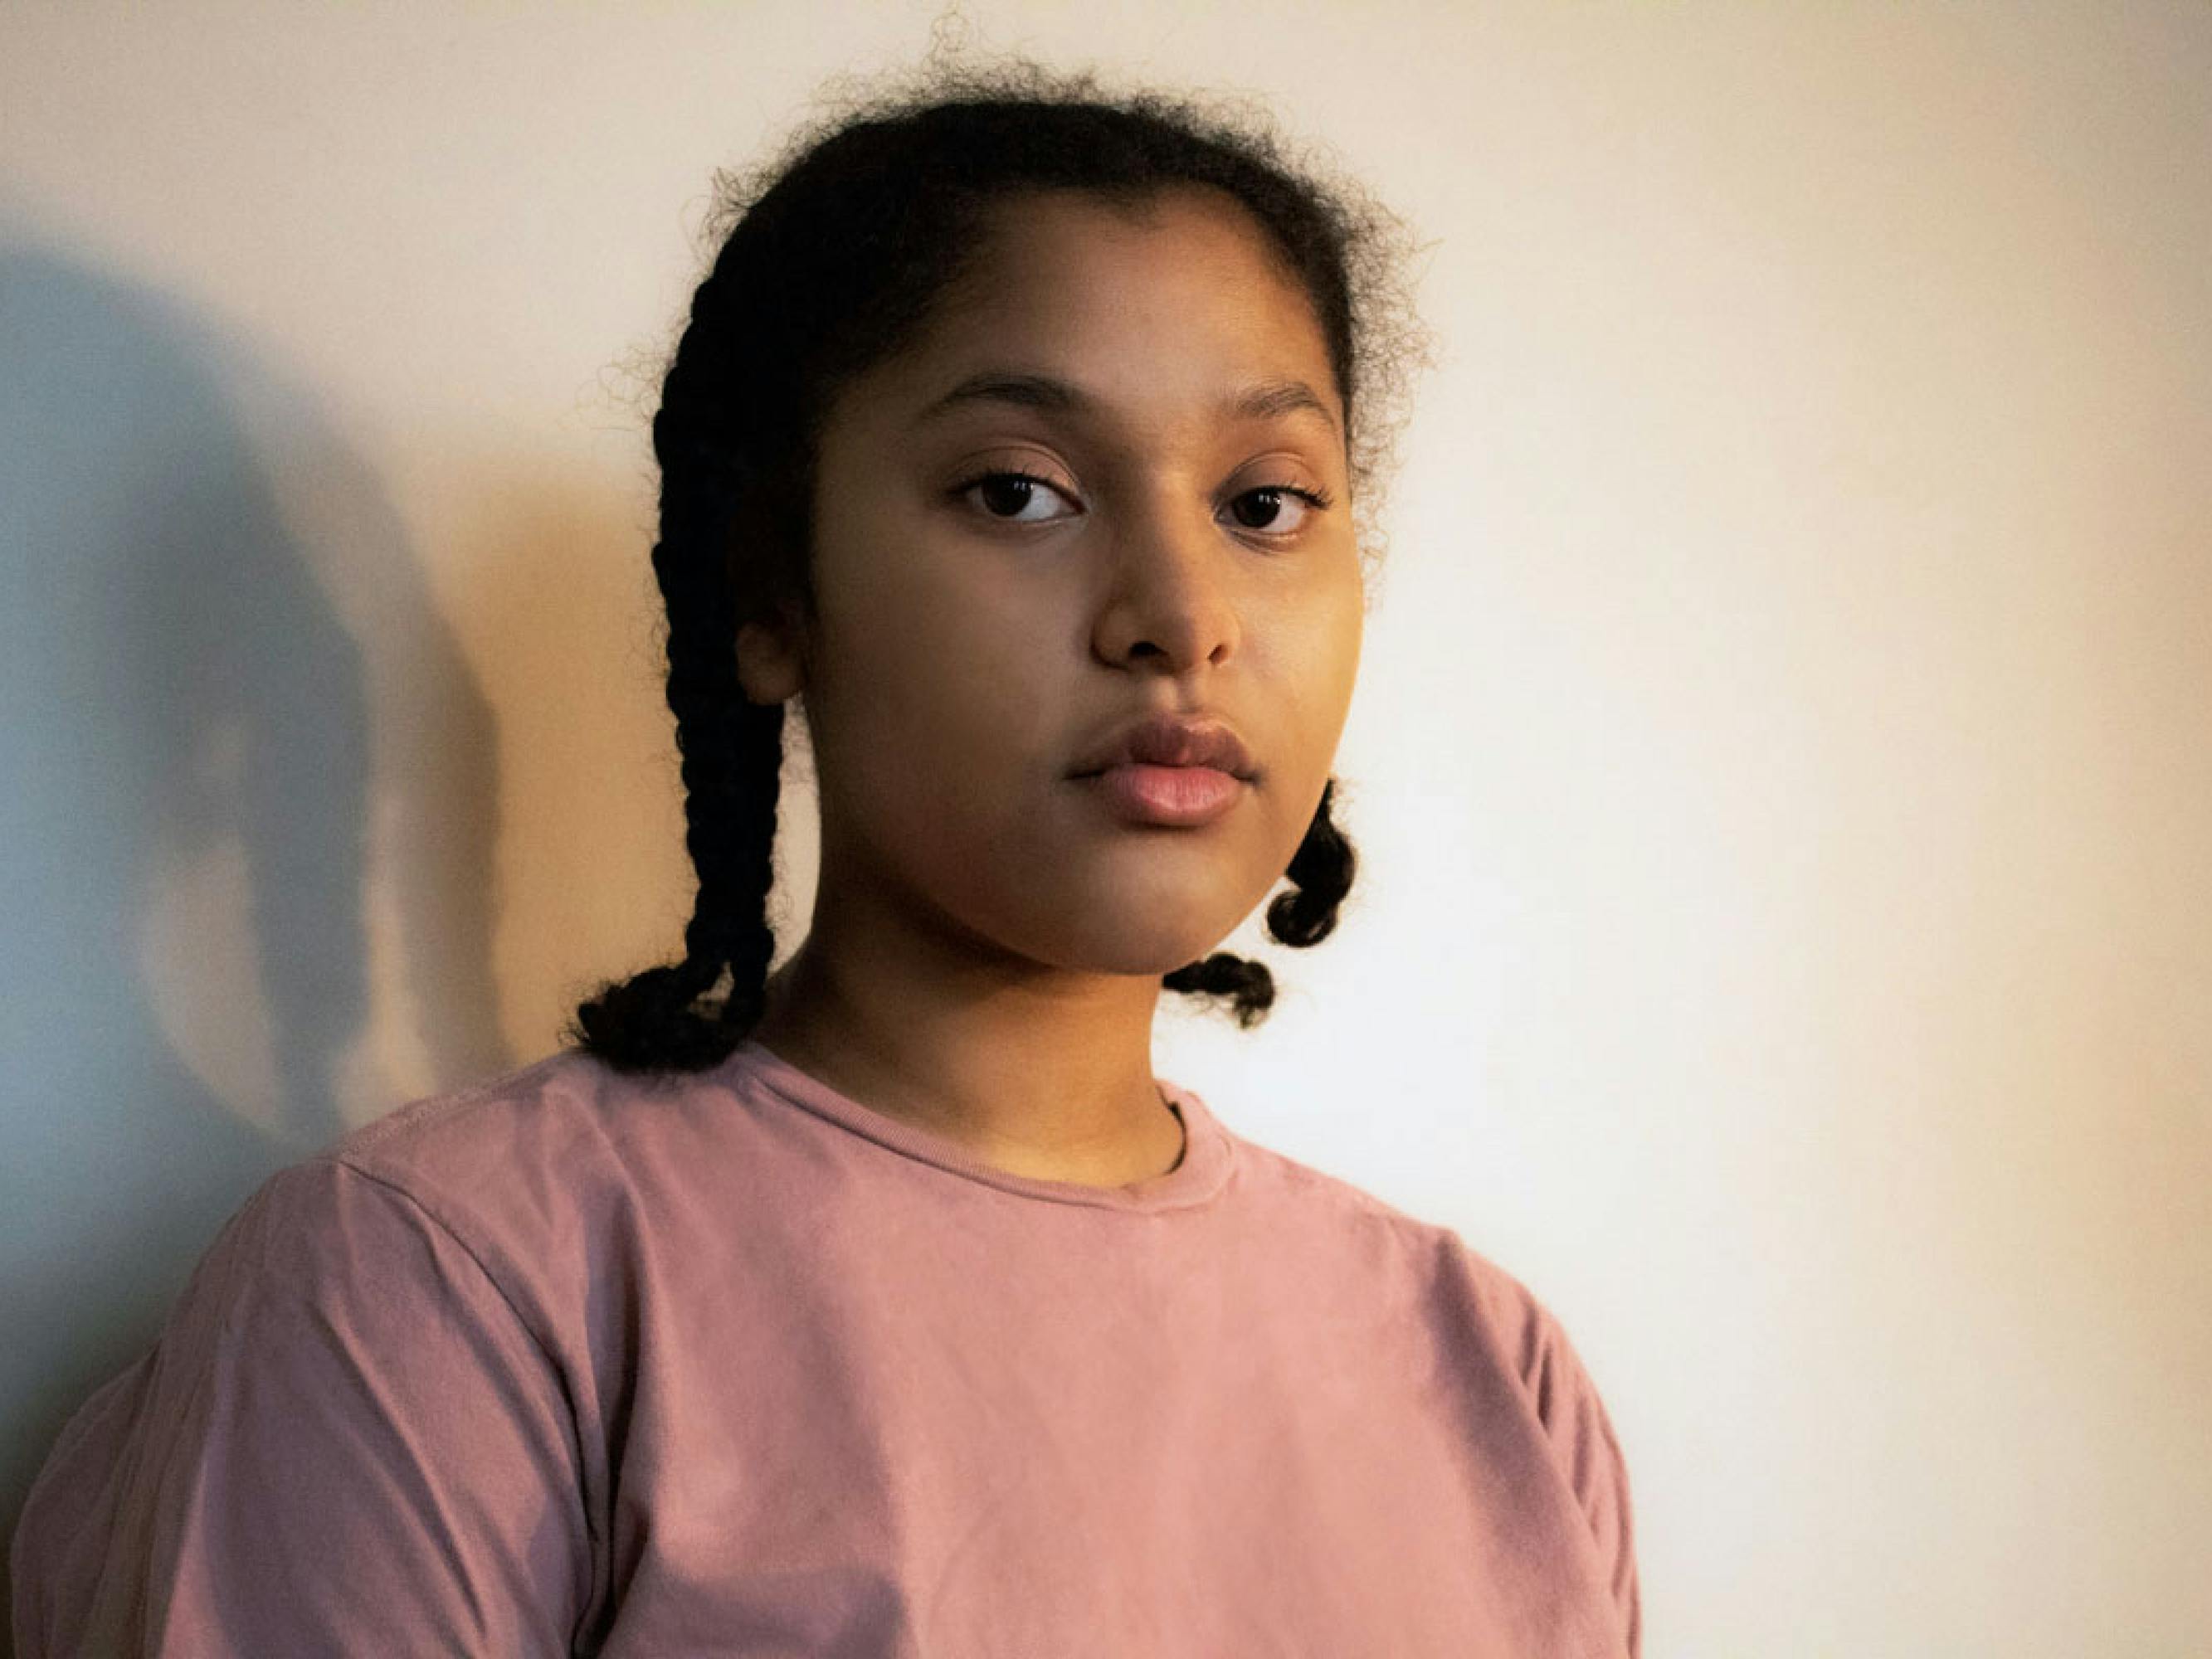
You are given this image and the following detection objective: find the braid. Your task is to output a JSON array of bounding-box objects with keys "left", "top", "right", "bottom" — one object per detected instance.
[
  {"left": 566, "top": 261, "right": 793, "bottom": 1075},
  {"left": 1162, "top": 776, "right": 1357, "bottom": 1029}
]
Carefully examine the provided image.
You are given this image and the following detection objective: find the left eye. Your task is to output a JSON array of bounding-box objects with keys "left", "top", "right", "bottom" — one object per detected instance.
[{"left": 1226, "top": 485, "right": 1330, "bottom": 533}]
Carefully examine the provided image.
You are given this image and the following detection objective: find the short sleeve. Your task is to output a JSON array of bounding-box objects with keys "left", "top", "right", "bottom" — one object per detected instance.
[
  {"left": 10, "top": 1157, "right": 587, "bottom": 1657},
  {"left": 1524, "top": 1301, "right": 1643, "bottom": 1659}
]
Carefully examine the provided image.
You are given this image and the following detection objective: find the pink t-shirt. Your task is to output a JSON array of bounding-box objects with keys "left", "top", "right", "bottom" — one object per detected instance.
[{"left": 11, "top": 1039, "right": 1640, "bottom": 1657}]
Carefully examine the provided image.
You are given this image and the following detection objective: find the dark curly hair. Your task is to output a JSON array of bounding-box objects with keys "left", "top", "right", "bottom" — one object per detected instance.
[{"left": 567, "top": 41, "right": 1430, "bottom": 1076}]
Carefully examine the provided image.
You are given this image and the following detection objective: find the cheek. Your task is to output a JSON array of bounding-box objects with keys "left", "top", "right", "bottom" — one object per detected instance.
[
  {"left": 821, "top": 554, "right": 1061, "bottom": 815},
  {"left": 1269, "top": 574, "right": 1365, "bottom": 752}
]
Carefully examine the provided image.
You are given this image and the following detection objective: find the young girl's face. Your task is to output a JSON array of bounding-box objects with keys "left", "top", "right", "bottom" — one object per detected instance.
[{"left": 743, "top": 184, "right": 1363, "bottom": 987}]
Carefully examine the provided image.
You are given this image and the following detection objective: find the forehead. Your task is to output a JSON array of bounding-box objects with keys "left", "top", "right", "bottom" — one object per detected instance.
[
  {"left": 856, "top": 185, "right": 1342, "bottom": 436},
  {"left": 945, "top": 185, "right": 1310, "bottom": 314}
]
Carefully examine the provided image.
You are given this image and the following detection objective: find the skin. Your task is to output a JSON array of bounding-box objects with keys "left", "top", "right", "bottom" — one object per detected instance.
[{"left": 738, "top": 184, "right": 1365, "bottom": 1188}]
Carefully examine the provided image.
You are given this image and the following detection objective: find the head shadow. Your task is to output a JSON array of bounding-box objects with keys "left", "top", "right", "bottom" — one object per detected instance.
[{"left": 0, "top": 239, "right": 504, "bottom": 1583}]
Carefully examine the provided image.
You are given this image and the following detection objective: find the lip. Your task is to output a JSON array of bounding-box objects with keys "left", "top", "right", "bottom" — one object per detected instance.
[
  {"left": 1080, "top": 763, "right": 1245, "bottom": 827},
  {"left": 1067, "top": 711, "right": 1259, "bottom": 783}
]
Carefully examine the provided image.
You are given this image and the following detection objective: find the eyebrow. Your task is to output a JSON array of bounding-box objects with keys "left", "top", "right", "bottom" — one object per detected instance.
[{"left": 915, "top": 369, "right": 1341, "bottom": 438}]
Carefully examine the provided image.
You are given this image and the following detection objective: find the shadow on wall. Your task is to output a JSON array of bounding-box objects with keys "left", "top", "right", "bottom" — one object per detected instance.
[{"left": 0, "top": 242, "right": 507, "bottom": 1642}]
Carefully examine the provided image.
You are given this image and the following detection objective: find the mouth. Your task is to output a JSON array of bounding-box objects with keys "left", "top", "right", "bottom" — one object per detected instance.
[
  {"left": 1076, "top": 762, "right": 1246, "bottom": 828},
  {"left": 1066, "top": 712, "right": 1259, "bottom": 785}
]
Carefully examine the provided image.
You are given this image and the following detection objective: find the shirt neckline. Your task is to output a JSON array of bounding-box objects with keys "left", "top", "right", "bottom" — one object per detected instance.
[{"left": 725, "top": 1037, "right": 1235, "bottom": 1214}]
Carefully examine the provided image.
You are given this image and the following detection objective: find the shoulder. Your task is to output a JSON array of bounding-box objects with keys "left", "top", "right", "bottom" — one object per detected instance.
[
  {"left": 11, "top": 1103, "right": 598, "bottom": 1658},
  {"left": 314, "top": 1045, "right": 679, "bottom": 1270},
  {"left": 326, "top": 1044, "right": 626, "bottom": 1192},
  {"left": 1225, "top": 1131, "right": 1557, "bottom": 1337},
  {"left": 1230, "top": 1130, "right": 1637, "bottom": 1614},
  {"left": 164, "top": 1047, "right": 658, "bottom": 1425},
  {"left": 1407, "top": 1214, "right": 1640, "bottom": 1655},
  {"left": 90, "top": 1045, "right": 680, "bottom": 1393}
]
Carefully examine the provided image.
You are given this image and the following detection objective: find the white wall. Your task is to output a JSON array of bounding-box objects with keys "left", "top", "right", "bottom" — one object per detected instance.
[{"left": 4, "top": 2, "right": 2207, "bottom": 1653}]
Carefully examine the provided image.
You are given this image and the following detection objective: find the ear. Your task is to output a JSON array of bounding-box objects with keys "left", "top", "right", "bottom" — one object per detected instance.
[{"left": 735, "top": 614, "right": 806, "bottom": 706}]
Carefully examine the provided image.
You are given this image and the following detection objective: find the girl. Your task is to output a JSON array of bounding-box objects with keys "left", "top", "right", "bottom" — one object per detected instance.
[{"left": 12, "top": 56, "right": 1641, "bottom": 1659}]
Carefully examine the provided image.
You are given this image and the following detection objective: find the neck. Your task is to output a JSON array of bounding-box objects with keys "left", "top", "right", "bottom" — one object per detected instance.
[{"left": 746, "top": 927, "right": 1186, "bottom": 1189}]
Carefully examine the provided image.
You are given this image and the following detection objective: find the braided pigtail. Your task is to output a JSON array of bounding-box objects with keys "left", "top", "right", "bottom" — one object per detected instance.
[
  {"left": 1162, "top": 776, "right": 1357, "bottom": 1028},
  {"left": 566, "top": 258, "right": 797, "bottom": 1074}
]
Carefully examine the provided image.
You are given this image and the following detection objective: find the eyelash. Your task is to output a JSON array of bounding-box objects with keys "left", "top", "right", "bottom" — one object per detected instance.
[{"left": 949, "top": 470, "right": 1337, "bottom": 533}]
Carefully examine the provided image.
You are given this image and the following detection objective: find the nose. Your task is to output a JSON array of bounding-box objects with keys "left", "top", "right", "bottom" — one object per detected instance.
[{"left": 1090, "top": 485, "right": 1243, "bottom": 674}]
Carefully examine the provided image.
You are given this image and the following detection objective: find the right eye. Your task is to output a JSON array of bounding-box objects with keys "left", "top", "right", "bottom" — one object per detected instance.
[{"left": 954, "top": 471, "right": 1081, "bottom": 525}]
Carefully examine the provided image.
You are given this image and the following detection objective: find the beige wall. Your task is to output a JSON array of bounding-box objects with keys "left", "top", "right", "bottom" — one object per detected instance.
[{"left": 5, "top": 2, "right": 2207, "bottom": 1653}]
